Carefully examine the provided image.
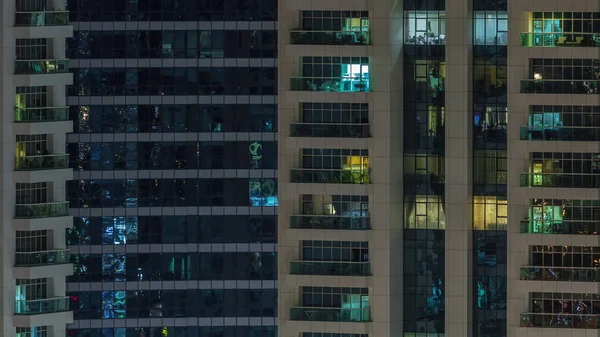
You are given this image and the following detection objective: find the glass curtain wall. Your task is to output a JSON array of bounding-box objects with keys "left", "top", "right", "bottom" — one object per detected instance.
[
  {"left": 403, "top": 0, "right": 446, "bottom": 336},
  {"left": 472, "top": 0, "right": 508, "bottom": 337}
]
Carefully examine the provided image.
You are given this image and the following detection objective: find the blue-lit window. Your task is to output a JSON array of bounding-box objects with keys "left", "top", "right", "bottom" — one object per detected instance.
[
  {"left": 249, "top": 178, "right": 278, "bottom": 206},
  {"left": 102, "top": 291, "right": 126, "bottom": 319},
  {"left": 474, "top": 11, "right": 508, "bottom": 45},
  {"left": 102, "top": 217, "right": 138, "bottom": 244}
]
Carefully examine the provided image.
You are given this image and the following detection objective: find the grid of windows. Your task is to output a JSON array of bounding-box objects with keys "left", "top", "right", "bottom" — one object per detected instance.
[
  {"left": 16, "top": 326, "right": 48, "bottom": 337},
  {"left": 66, "top": 0, "right": 278, "bottom": 334},
  {"left": 300, "top": 103, "right": 368, "bottom": 124},
  {"left": 16, "top": 182, "right": 48, "bottom": 204},
  {"left": 15, "top": 39, "right": 47, "bottom": 60},
  {"left": 68, "top": 290, "right": 277, "bottom": 319},
  {"left": 72, "top": 104, "right": 277, "bottom": 133},
  {"left": 68, "top": 30, "right": 276, "bottom": 59},
  {"left": 301, "top": 241, "right": 369, "bottom": 262},
  {"left": 16, "top": 230, "right": 48, "bottom": 252},
  {"left": 68, "top": 327, "right": 276, "bottom": 337},
  {"left": 69, "top": 252, "right": 276, "bottom": 281}
]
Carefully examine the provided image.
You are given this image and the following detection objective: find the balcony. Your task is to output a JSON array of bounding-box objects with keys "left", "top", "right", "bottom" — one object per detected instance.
[
  {"left": 520, "top": 219, "right": 600, "bottom": 235},
  {"left": 520, "top": 126, "right": 600, "bottom": 141},
  {"left": 521, "top": 80, "right": 600, "bottom": 94},
  {"left": 289, "top": 261, "right": 371, "bottom": 276},
  {"left": 520, "top": 32, "right": 600, "bottom": 47},
  {"left": 290, "top": 215, "right": 370, "bottom": 230},
  {"left": 290, "top": 30, "right": 370, "bottom": 45},
  {"left": 15, "top": 202, "right": 69, "bottom": 219},
  {"left": 290, "top": 123, "right": 370, "bottom": 138},
  {"left": 15, "top": 154, "right": 69, "bottom": 171},
  {"left": 520, "top": 266, "right": 600, "bottom": 282},
  {"left": 15, "top": 107, "right": 69, "bottom": 123},
  {"left": 14, "top": 59, "right": 68, "bottom": 75},
  {"left": 14, "top": 297, "right": 69, "bottom": 315},
  {"left": 290, "top": 307, "right": 371, "bottom": 322},
  {"left": 290, "top": 168, "right": 370, "bottom": 184},
  {"left": 15, "top": 249, "right": 69, "bottom": 267},
  {"left": 520, "top": 313, "right": 600, "bottom": 329},
  {"left": 14, "top": 11, "right": 69, "bottom": 27},
  {"left": 290, "top": 76, "right": 369, "bottom": 92},
  {"left": 520, "top": 173, "right": 600, "bottom": 188}
]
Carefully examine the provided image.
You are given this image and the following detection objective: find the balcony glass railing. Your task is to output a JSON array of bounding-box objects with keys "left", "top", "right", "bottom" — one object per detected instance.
[
  {"left": 290, "top": 76, "right": 370, "bottom": 92},
  {"left": 14, "top": 107, "right": 69, "bottom": 123},
  {"left": 520, "top": 313, "right": 600, "bottom": 329},
  {"left": 14, "top": 297, "right": 69, "bottom": 315},
  {"left": 289, "top": 261, "right": 371, "bottom": 276},
  {"left": 290, "top": 168, "right": 370, "bottom": 184},
  {"left": 520, "top": 126, "right": 600, "bottom": 141},
  {"left": 290, "top": 123, "right": 370, "bottom": 138},
  {"left": 15, "top": 202, "right": 70, "bottom": 219},
  {"left": 290, "top": 30, "right": 370, "bottom": 45},
  {"left": 14, "top": 11, "right": 69, "bottom": 27},
  {"left": 14, "top": 59, "right": 68, "bottom": 74},
  {"left": 15, "top": 249, "right": 69, "bottom": 267},
  {"left": 520, "top": 32, "right": 600, "bottom": 47},
  {"left": 520, "top": 266, "right": 600, "bottom": 282},
  {"left": 521, "top": 80, "right": 600, "bottom": 94},
  {"left": 15, "top": 154, "right": 69, "bottom": 170},
  {"left": 290, "top": 307, "right": 371, "bottom": 322},
  {"left": 520, "top": 173, "right": 600, "bottom": 188},
  {"left": 290, "top": 215, "right": 370, "bottom": 230},
  {"left": 520, "top": 219, "right": 600, "bottom": 235}
]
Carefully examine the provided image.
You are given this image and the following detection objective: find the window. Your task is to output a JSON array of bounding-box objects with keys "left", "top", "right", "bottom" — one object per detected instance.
[
  {"left": 302, "top": 241, "right": 369, "bottom": 262},
  {"left": 15, "top": 39, "right": 47, "bottom": 60},
  {"left": 301, "top": 56, "right": 370, "bottom": 92},
  {"left": 404, "top": 11, "right": 446, "bottom": 45},
  {"left": 16, "top": 230, "right": 48, "bottom": 252},
  {"left": 301, "top": 103, "right": 369, "bottom": 124},
  {"left": 16, "top": 326, "right": 48, "bottom": 337},
  {"left": 474, "top": 11, "right": 508, "bottom": 45},
  {"left": 404, "top": 195, "right": 445, "bottom": 229},
  {"left": 301, "top": 195, "right": 368, "bottom": 216},
  {"left": 473, "top": 196, "right": 507, "bottom": 230},
  {"left": 16, "top": 182, "right": 48, "bottom": 204},
  {"left": 301, "top": 11, "right": 369, "bottom": 31}
]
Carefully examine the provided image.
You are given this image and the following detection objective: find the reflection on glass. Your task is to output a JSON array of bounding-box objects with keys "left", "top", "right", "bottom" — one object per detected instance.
[
  {"left": 249, "top": 178, "right": 278, "bottom": 206},
  {"left": 14, "top": 11, "right": 69, "bottom": 26},
  {"left": 520, "top": 266, "right": 600, "bottom": 282},
  {"left": 520, "top": 313, "right": 600, "bottom": 328},
  {"left": 14, "top": 59, "right": 68, "bottom": 74}
]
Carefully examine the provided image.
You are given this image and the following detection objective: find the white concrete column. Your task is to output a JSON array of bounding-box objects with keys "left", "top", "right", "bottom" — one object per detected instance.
[{"left": 444, "top": 0, "right": 473, "bottom": 336}]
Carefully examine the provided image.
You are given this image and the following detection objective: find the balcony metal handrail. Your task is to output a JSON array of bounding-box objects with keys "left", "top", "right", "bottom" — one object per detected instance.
[
  {"left": 289, "top": 30, "right": 370, "bottom": 45},
  {"left": 15, "top": 154, "right": 69, "bottom": 170},
  {"left": 14, "top": 10, "right": 69, "bottom": 26},
  {"left": 290, "top": 306, "right": 372, "bottom": 322},
  {"left": 292, "top": 122, "right": 370, "bottom": 126},
  {"left": 290, "top": 214, "right": 371, "bottom": 230},
  {"left": 290, "top": 167, "right": 371, "bottom": 184},
  {"left": 522, "top": 265, "right": 600, "bottom": 269},
  {"left": 14, "top": 59, "right": 69, "bottom": 75},
  {"left": 14, "top": 296, "right": 70, "bottom": 315},
  {"left": 14, "top": 201, "right": 70, "bottom": 219},
  {"left": 15, "top": 249, "right": 70, "bottom": 267},
  {"left": 521, "top": 218, "right": 600, "bottom": 223},
  {"left": 289, "top": 260, "right": 371, "bottom": 276},
  {"left": 14, "top": 106, "right": 69, "bottom": 122}
]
